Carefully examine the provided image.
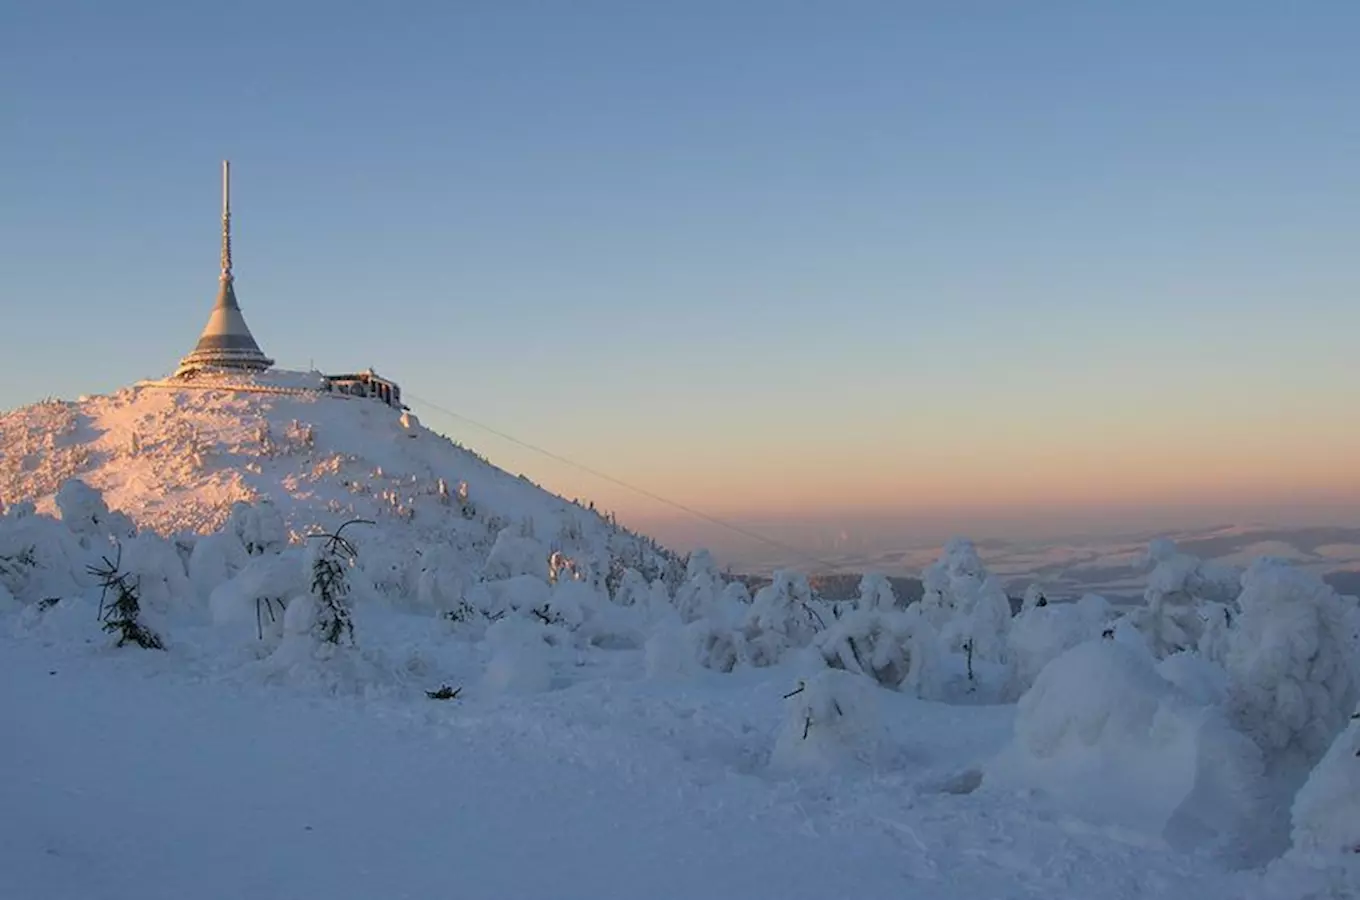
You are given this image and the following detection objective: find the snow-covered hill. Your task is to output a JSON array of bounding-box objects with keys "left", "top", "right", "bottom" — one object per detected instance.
[
  {"left": 0, "top": 371, "right": 677, "bottom": 586},
  {"left": 4, "top": 375, "right": 1359, "bottom": 900}
]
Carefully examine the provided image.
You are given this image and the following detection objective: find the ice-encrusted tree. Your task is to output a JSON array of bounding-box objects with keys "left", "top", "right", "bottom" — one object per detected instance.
[
  {"left": 483, "top": 527, "right": 550, "bottom": 581},
  {"left": 610, "top": 567, "right": 651, "bottom": 607},
  {"left": 188, "top": 500, "right": 288, "bottom": 602},
  {"left": 1223, "top": 559, "right": 1360, "bottom": 771},
  {"left": 744, "top": 570, "right": 824, "bottom": 666},
  {"left": 0, "top": 503, "right": 86, "bottom": 604},
  {"left": 817, "top": 574, "right": 932, "bottom": 691},
  {"left": 55, "top": 479, "right": 136, "bottom": 543},
  {"left": 1124, "top": 539, "right": 1242, "bottom": 659},
  {"left": 229, "top": 500, "right": 287, "bottom": 556},
  {"left": 919, "top": 538, "right": 1012, "bottom": 664},
  {"left": 673, "top": 549, "right": 723, "bottom": 623},
  {"left": 719, "top": 579, "right": 751, "bottom": 607}
]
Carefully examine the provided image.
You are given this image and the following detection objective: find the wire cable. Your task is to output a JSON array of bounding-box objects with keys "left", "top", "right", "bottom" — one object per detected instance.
[{"left": 403, "top": 390, "right": 840, "bottom": 570}]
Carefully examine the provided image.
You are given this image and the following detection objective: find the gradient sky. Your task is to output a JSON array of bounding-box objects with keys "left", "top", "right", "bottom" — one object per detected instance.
[{"left": 3, "top": 2, "right": 1359, "bottom": 554}]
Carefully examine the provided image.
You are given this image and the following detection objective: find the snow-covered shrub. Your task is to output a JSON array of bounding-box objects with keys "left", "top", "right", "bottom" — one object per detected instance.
[
  {"left": 186, "top": 506, "right": 280, "bottom": 603},
  {"left": 1157, "top": 651, "right": 1231, "bottom": 707},
  {"left": 0, "top": 507, "right": 88, "bottom": 603},
  {"left": 1291, "top": 707, "right": 1360, "bottom": 861},
  {"left": 483, "top": 615, "right": 554, "bottom": 694},
  {"left": 919, "top": 538, "right": 1012, "bottom": 664},
  {"left": 227, "top": 500, "right": 286, "bottom": 556},
  {"left": 690, "top": 619, "right": 747, "bottom": 672},
  {"left": 987, "top": 639, "right": 1265, "bottom": 852},
  {"left": 673, "top": 549, "right": 723, "bottom": 623},
  {"left": 352, "top": 534, "right": 412, "bottom": 601},
  {"left": 610, "top": 567, "right": 651, "bottom": 607},
  {"left": 1007, "top": 592, "right": 1115, "bottom": 694},
  {"left": 55, "top": 479, "right": 136, "bottom": 542},
  {"left": 1020, "top": 584, "right": 1048, "bottom": 613},
  {"left": 1196, "top": 601, "right": 1236, "bottom": 665},
  {"left": 187, "top": 533, "right": 239, "bottom": 598},
  {"left": 646, "top": 578, "right": 673, "bottom": 617},
  {"left": 1223, "top": 559, "right": 1360, "bottom": 771},
  {"left": 1124, "top": 539, "right": 1242, "bottom": 659},
  {"left": 720, "top": 579, "right": 751, "bottom": 607},
  {"left": 464, "top": 575, "right": 553, "bottom": 622},
  {"left": 13, "top": 594, "right": 99, "bottom": 641},
  {"left": 644, "top": 610, "right": 750, "bottom": 676},
  {"left": 414, "top": 550, "right": 469, "bottom": 614},
  {"left": 555, "top": 576, "right": 649, "bottom": 649},
  {"left": 816, "top": 575, "right": 932, "bottom": 691},
  {"left": 770, "top": 669, "right": 885, "bottom": 774},
  {"left": 483, "top": 528, "right": 549, "bottom": 581},
  {"left": 744, "top": 570, "right": 824, "bottom": 667},
  {"left": 119, "top": 532, "right": 192, "bottom": 616},
  {"left": 856, "top": 572, "right": 899, "bottom": 611},
  {"left": 209, "top": 549, "right": 306, "bottom": 642}
]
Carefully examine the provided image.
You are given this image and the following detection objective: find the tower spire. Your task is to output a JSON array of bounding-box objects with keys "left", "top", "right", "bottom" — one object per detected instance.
[
  {"left": 221, "top": 159, "right": 232, "bottom": 279},
  {"left": 175, "top": 159, "right": 274, "bottom": 376}
]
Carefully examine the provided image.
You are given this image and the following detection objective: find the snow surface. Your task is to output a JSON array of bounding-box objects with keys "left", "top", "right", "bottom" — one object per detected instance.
[
  {"left": 3, "top": 383, "right": 1359, "bottom": 899},
  {"left": 0, "top": 619, "right": 1327, "bottom": 900}
]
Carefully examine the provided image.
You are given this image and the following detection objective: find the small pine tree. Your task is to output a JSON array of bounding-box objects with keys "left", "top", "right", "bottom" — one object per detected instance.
[
  {"left": 87, "top": 548, "right": 164, "bottom": 650},
  {"left": 306, "top": 519, "right": 371, "bottom": 646}
]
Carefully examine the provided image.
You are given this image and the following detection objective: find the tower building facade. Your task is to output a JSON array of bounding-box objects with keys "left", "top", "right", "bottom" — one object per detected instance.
[{"left": 175, "top": 161, "right": 274, "bottom": 376}]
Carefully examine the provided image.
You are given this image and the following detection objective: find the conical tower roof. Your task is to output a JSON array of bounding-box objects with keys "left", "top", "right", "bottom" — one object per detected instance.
[{"left": 176, "top": 161, "right": 274, "bottom": 376}]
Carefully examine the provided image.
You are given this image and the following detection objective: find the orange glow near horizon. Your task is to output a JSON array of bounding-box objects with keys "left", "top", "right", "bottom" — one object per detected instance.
[{"left": 486, "top": 405, "right": 1360, "bottom": 530}]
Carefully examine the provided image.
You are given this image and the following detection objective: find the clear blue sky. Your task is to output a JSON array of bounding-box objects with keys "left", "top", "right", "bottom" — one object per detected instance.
[{"left": 4, "top": 2, "right": 1359, "bottom": 549}]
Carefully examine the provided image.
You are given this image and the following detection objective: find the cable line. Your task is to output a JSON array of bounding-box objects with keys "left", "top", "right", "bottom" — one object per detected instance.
[{"left": 403, "top": 390, "right": 840, "bottom": 571}]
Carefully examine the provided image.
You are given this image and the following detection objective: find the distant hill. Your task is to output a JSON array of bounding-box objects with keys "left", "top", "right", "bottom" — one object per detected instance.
[
  {"left": 736, "top": 572, "right": 925, "bottom": 604},
  {"left": 739, "top": 567, "right": 1360, "bottom": 606}
]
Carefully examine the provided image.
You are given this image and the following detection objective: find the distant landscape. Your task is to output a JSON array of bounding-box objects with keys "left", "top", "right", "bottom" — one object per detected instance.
[{"left": 733, "top": 524, "right": 1360, "bottom": 603}]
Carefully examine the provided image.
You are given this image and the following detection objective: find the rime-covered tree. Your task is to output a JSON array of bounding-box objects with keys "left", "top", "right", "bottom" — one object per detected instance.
[
  {"left": 673, "top": 549, "right": 722, "bottom": 623},
  {"left": 919, "top": 538, "right": 1012, "bottom": 664},
  {"left": 743, "top": 570, "right": 823, "bottom": 666},
  {"left": 1124, "top": 539, "right": 1242, "bottom": 659},
  {"left": 1224, "top": 559, "right": 1360, "bottom": 771},
  {"left": 816, "top": 574, "right": 932, "bottom": 691}
]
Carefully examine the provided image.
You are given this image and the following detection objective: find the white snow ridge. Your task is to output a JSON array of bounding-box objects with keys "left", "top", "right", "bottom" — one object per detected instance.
[{"left": 2, "top": 380, "right": 1359, "bottom": 900}]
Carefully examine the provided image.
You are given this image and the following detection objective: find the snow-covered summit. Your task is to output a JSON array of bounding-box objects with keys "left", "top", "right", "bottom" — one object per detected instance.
[{"left": 0, "top": 375, "right": 673, "bottom": 578}]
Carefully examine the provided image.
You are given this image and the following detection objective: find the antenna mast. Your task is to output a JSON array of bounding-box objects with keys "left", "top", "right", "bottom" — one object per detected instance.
[{"left": 220, "top": 159, "right": 232, "bottom": 280}]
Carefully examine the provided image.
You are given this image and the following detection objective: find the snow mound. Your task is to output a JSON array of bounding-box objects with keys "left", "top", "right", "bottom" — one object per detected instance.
[
  {"left": 988, "top": 639, "right": 1265, "bottom": 852},
  {"left": 1291, "top": 706, "right": 1360, "bottom": 862},
  {"left": 1007, "top": 593, "right": 1115, "bottom": 693},
  {"left": 483, "top": 616, "right": 556, "bottom": 694},
  {"left": 770, "top": 669, "right": 886, "bottom": 774}
]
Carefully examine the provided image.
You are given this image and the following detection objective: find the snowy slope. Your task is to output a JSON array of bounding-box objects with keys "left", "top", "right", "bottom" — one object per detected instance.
[{"left": 0, "top": 373, "right": 674, "bottom": 581}]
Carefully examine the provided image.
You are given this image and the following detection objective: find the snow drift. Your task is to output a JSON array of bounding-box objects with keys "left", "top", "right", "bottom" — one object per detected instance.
[{"left": 987, "top": 639, "right": 1266, "bottom": 853}]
